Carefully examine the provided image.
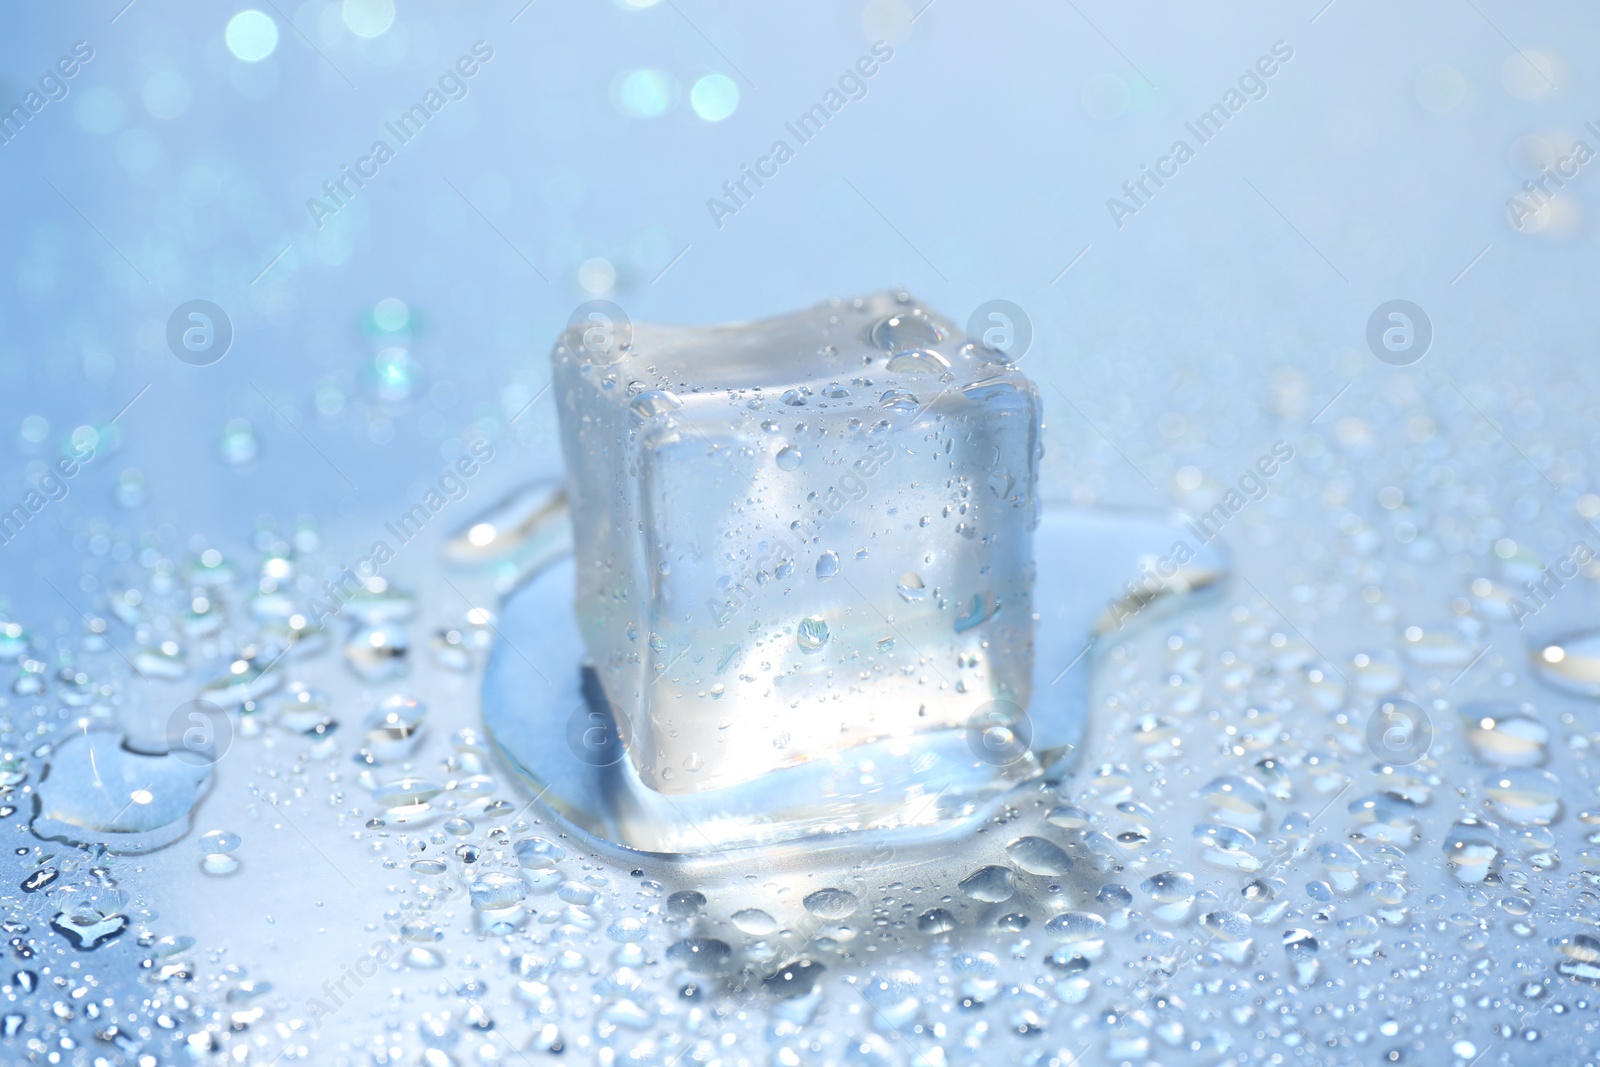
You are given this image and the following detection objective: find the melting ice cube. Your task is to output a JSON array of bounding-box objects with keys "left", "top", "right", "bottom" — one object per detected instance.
[{"left": 550, "top": 292, "right": 1043, "bottom": 817}]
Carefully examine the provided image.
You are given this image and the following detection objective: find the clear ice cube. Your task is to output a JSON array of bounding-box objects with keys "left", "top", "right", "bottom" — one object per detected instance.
[{"left": 551, "top": 292, "right": 1042, "bottom": 836}]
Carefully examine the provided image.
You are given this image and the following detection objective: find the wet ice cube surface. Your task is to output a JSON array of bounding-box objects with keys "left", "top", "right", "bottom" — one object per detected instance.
[{"left": 552, "top": 292, "right": 1042, "bottom": 795}]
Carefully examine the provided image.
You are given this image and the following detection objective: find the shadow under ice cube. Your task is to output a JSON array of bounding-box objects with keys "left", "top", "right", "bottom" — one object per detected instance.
[{"left": 550, "top": 292, "right": 1044, "bottom": 845}]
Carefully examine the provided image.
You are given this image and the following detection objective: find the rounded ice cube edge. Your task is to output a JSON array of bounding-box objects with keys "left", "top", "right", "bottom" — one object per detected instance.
[{"left": 481, "top": 503, "right": 1230, "bottom": 858}]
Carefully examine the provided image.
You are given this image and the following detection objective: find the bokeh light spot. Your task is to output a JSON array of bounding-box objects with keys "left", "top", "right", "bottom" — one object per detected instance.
[
  {"left": 373, "top": 298, "right": 410, "bottom": 332},
  {"left": 578, "top": 257, "right": 617, "bottom": 294},
  {"left": 343, "top": 0, "right": 396, "bottom": 38},
  {"left": 614, "top": 69, "right": 676, "bottom": 118},
  {"left": 690, "top": 74, "right": 739, "bottom": 121},
  {"left": 225, "top": 10, "right": 279, "bottom": 62},
  {"left": 142, "top": 69, "right": 192, "bottom": 120},
  {"left": 1414, "top": 63, "right": 1466, "bottom": 112},
  {"left": 1081, "top": 73, "right": 1130, "bottom": 121}
]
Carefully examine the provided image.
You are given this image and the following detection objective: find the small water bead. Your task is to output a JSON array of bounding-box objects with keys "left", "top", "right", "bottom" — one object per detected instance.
[
  {"left": 1044, "top": 911, "right": 1107, "bottom": 959},
  {"left": 1347, "top": 791, "right": 1421, "bottom": 845},
  {"left": 870, "top": 310, "right": 944, "bottom": 352},
  {"left": 666, "top": 937, "right": 732, "bottom": 975},
  {"left": 345, "top": 623, "right": 409, "bottom": 680},
  {"left": 1555, "top": 933, "right": 1600, "bottom": 983},
  {"left": 372, "top": 777, "right": 445, "bottom": 826},
  {"left": 878, "top": 389, "right": 921, "bottom": 415},
  {"left": 1531, "top": 630, "right": 1600, "bottom": 696},
  {"left": 1005, "top": 836, "right": 1073, "bottom": 876},
  {"left": 364, "top": 694, "right": 427, "bottom": 760},
  {"left": 1400, "top": 620, "right": 1478, "bottom": 666},
  {"left": 815, "top": 551, "right": 839, "bottom": 580},
  {"left": 861, "top": 971, "right": 922, "bottom": 1030},
  {"left": 953, "top": 591, "right": 998, "bottom": 633},
  {"left": 730, "top": 908, "right": 777, "bottom": 935},
  {"left": 1201, "top": 910, "right": 1255, "bottom": 962},
  {"left": 884, "top": 349, "right": 950, "bottom": 376},
  {"left": 1283, "top": 928, "right": 1322, "bottom": 984},
  {"left": 275, "top": 688, "right": 335, "bottom": 734},
  {"left": 1197, "top": 773, "right": 1270, "bottom": 831},
  {"left": 134, "top": 642, "right": 187, "bottom": 680},
  {"left": 774, "top": 445, "right": 803, "bottom": 471},
  {"left": 802, "top": 888, "right": 858, "bottom": 920},
  {"left": 627, "top": 389, "right": 683, "bottom": 426},
  {"left": 763, "top": 959, "right": 825, "bottom": 998},
  {"left": 1139, "top": 870, "right": 1197, "bottom": 921},
  {"left": 455, "top": 843, "right": 481, "bottom": 863},
  {"left": 667, "top": 890, "right": 708, "bottom": 919},
  {"left": 917, "top": 908, "right": 957, "bottom": 935},
  {"left": 411, "top": 858, "right": 448, "bottom": 875},
  {"left": 1461, "top": 703, "right": 1549, "bottom": 767},
  {"left": 1443, "top": 816, "right": 1501, "bottom": 884},
  {"left": 1350, "top": 654, "right": 1404, "bottom": 695},
  {"left": 958, "top": 865, "right": 1016, "bottom": 903},
  {"left": 469, "top": 871, "right": 528, "bottom": 910},
  {"left": 1193, "top": 822, "right": 1261, "bottom": 872},
  {"left": 961, "top": 374, "right": 1018, "bottom": 399},
  {"left": 443, "top": 817, "right": 474, "bottom": 837},
  {"left": 796, "top": 615, "right": 830, "bottom": 651},
  {"left": 1045, "top": 805, "right": 1090, "bottom": 831},
  {"left": 200, "top": 652, "right": 285, "bottom": 708},
  {"left": 1317, "top": 841, "right": 1364, "bottom": 893},
  {"left": 1483, "top": 768, "right": 1563, "bottom": 826},
  {"left": 198, "top": 830, "right": 240, "bottom": 854},
  {"left": 895, "top": 572, "right": 926, "bottom": 602}
]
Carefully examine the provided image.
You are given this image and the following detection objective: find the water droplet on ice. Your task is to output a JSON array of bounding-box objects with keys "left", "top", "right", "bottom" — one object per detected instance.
[
  {"left": 885, "top": 349, "right": 950, "bottom": 376},
  {"left": 878, "top": 389, "right": 921, "bottom": 415},
  {"left": 954, "top": 591, "right": 998, "bottom": 633},
  {"left": 627, "top": 389, "right": 683, "bottom": 426},
  {"left": 870, "top": 310, "right": 944, "bottom": 352},
  {"left": 796, "top": 614, "right": 830, "bottom": 651}
]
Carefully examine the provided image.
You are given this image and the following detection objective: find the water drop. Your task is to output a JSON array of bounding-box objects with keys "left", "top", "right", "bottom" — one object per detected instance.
[
  {"left": 878, "top": 389, "right": 921, "bottom": 415},
  {"left": 870, "top": 310, "right": 944, "bottom": 352},
  {"left": 627, "top": 389, "right": 683, "bottom": 426},
  {"left": 958, "top": 865, "right": 1015, "bottom": 903},
  {"left": 31, "top": 731, "right": 211, "bottom": 853},
  {"left": 1462, "top": 702, "right": 1549, "bottom": 767},
  {"left": 796, "top": 614, "right": 830, "bottom": 651},
  {"left": 802, "top": 888, "right": 858, "bottom": 920},
  {"left": 1005, "top": 836, "right": 1073, "bottom": 876},
  {"left": 885, "top": 349, "right": 950, "bottom": 376}
]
